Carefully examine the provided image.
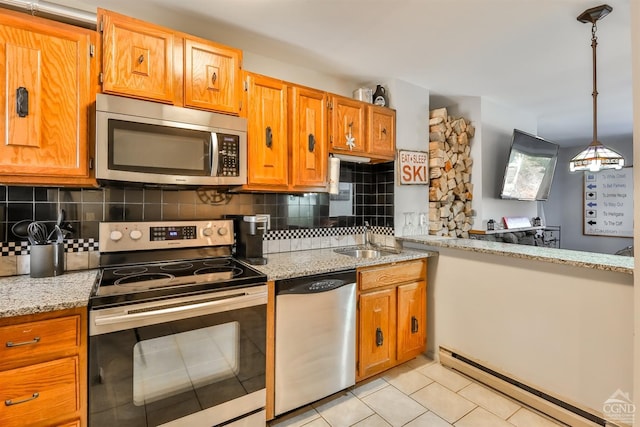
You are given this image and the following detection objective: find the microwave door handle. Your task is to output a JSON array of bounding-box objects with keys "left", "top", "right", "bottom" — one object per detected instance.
[{"left": 210, "top": 132, "right": 219, "bottom": 176}]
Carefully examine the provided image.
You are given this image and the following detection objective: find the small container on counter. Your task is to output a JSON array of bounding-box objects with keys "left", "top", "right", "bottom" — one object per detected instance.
[{"left": 30, "top": 242, "right": 64, "bottom": 278}]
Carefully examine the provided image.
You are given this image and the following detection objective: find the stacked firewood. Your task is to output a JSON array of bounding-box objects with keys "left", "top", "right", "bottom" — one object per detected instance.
[{"left": 428, "top": 107, "right": 475, "bottom": 237}]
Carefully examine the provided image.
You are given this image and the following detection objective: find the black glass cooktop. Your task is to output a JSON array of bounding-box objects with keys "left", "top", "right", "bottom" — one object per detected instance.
[{"left": 91, "top": 256, "right": 266, "bottom": 308}]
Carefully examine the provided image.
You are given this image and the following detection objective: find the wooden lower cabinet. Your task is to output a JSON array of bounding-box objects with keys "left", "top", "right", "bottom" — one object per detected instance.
[
  {"left": 357, "top": 259, "right": 427, "bottom": 381},
  {"left": 0, "top": 307, "right": 87, "bottom": 427},
  {"left": 358, "top": 288, "right": 396, "bottom": 379},
  {"left": 397, "top": 281, "right": 427, "bottom": 361}
]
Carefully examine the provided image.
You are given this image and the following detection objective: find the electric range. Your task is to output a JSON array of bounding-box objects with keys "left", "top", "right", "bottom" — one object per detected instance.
[{"left": 88, "top": 220, "right": 268, "bottom": 427}]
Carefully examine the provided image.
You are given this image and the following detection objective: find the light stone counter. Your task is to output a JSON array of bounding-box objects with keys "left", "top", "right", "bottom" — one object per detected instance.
[
  {"left": 0, "top": 247, "right": 435, "bottom": 318},
  {"left": 400, "top": 235, "right": 633, "bottom": 274},
  {"left": 0, "top": 270, "right": 98, "bottom": 318},
  {"left": 251, "top": 246, "right": 436, "bottom": 281}
]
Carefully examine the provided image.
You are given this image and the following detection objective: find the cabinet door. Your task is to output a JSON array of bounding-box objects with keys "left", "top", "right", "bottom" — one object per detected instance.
[
  {"left": 329, "top": 95, "right": 366, "bottom": 155},
  {"left": 397, "top": 281, "right": 427, "bottom": 362},
  {"left": 358, "top": 288, "right": 396, "bottom": 380},
  {"left": 100, "top": 9, "right": 174, "bottom": 103},
  {"left": 0, "top": 11, "right": 93, "bottom": 185},
  {"left": 289, "top": 86, "right": 327, "bottom": 191},
  {"left": 368, "top": 105, "right": 395, "bottom": 160},
  {"left": 245, "top": 73, "right": 288, "bottom": 189},
  {"left": 184, "top": 38, "right": 242, "bottom": 114}
]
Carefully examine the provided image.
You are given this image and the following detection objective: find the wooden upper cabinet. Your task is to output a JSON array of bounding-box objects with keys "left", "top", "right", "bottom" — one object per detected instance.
[
  {"left": 244, "top": 73, "right": 288, "bottom": 189},
  {"left": 368, "top": 105, "right": 396, "bottom": 160},
  {"left": 184, "top": 37, "right": 242, "bottom": 114},
  {"left": 328, "top": 94, "right": 396, "bottom": 162},
  {"left": 329, "top": 95, "right": 367, "bottom": 155},
  {"left": 100, "top": 9, "right": 174, "bottom": 103},
  {"left": 289, "top": 85, "right": 328, "bottom": 191},
  {"left": 0, "top": 8, "right": 95, "bottom": 186}
]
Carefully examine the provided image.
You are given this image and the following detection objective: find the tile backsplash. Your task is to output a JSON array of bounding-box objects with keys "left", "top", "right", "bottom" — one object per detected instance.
[{"left": 0, "top": 161, "right": 395, "bottom": 276}]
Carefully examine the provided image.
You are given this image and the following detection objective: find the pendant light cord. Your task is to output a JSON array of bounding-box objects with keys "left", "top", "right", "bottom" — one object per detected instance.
[{"left": 591, "top": 22, "right": 599, "bottom": 146}]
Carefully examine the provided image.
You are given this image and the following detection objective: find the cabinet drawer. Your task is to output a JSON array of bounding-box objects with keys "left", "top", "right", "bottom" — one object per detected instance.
[
  {"left": 0, "top": 316, "right": 79, "bottom": 370},
  {"left": 0, "top": 356, "right": 79, "bottom": 426},
  {"left": 359, "top": 259, "right": 425, "bottom": 291}
]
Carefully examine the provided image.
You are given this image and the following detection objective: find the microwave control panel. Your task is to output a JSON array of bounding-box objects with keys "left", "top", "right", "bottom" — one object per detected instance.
[{"left": 217, "top": 134, "right": 239, "bottom": 177}]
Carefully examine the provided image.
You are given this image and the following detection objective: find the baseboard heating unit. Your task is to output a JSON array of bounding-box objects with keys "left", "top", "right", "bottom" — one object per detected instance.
[{"left": 438, "top": 347, "right": 626, "bottom": 427}]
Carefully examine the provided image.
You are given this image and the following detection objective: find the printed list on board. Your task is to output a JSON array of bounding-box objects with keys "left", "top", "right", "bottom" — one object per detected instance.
[{"left": 583, "top": 167, "right": 633, "bottom": 237}]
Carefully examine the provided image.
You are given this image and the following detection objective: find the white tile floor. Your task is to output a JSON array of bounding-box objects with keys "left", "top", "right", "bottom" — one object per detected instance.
[{"left": 269, "top": 355, "right": 567, "bottom": 427}]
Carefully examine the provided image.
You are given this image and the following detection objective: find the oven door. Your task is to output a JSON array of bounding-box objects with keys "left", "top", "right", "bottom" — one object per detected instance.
[{"left": 88, "top": 285, "right": 267, "bottom": 427}]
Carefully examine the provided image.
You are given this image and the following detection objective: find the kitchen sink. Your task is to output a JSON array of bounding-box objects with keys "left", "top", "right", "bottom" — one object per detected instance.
[{"left": 334, "top": 247, "right": 400, "bottom": 259}]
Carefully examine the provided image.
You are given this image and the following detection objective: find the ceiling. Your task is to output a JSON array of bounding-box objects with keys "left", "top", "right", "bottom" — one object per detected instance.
[{"left": 57, "top": 0, "right": 633, "bottom": 148}]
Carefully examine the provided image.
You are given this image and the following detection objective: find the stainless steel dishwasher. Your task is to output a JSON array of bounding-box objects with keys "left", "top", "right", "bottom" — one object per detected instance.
[{"left": 274, "top": 269, "right": 357, "bottom": 416}]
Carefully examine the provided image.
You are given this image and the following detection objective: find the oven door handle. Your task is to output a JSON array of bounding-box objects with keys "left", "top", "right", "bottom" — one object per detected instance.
[{"left": 93, "top": 291, "right": 266, "bottom": 331}]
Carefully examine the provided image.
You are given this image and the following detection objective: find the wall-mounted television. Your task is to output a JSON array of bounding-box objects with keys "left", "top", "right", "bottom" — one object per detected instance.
[{"left": 499, "top": 129, "right": 559, "bottom": 201}]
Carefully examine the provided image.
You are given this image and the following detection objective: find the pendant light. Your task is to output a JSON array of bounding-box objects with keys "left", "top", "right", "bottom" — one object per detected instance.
[{"left": 569, "top": 4, "right": 624, "bottom": 172}]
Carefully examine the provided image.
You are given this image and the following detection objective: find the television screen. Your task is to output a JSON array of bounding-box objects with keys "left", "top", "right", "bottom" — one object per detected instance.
[{"left": 499, "top": 129, "right": 559, "bottom": 201}]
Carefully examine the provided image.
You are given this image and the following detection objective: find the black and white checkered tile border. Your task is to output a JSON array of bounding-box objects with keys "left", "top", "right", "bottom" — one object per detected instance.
[
  {"left": 0, "top": 239, "right": 99, "bottom": 256},
  {"left": 264, "top": 225, "right": 394, "bottom": 241},
  {"left": 1, "top": 228, "right": 394, "bottom": 256}
]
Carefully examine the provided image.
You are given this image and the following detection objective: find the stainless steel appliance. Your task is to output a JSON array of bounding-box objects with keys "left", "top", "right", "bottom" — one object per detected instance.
[
  {"left": 95, "top": 93, "right": 247, "bottom": 187},
  {"left": 274, "top": 270, "right": 356, "bottom": 415},
  {"left": 232, "top": 215, "right": 268, "bottom": 265},
  {"left": 89, "top": 220, "right": 267, "bottom": 427}
]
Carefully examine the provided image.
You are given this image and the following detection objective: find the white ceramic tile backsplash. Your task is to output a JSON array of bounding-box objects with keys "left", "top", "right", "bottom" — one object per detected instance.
[
  {"left": 66, "top": 252, "right": 89, "bottom": 271},
  {"left": 0, "top": 256, "right": 16, "bottom": 277}
]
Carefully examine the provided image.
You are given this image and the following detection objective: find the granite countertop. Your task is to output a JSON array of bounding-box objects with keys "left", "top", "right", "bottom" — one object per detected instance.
[
  {"left": 0, "top": 246, "right": 435, "bottom": 318},
  {"left": 400, "top": 235, "right": 633, "bottom": 275},
  {"left": 0, "top": 270, "right": 98, "bottom": 319},
  {"left": 251, "top": 246, "right": 435, "bottom": 281}
]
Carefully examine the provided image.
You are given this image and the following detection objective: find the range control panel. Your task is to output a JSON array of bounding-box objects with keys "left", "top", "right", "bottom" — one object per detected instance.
[{"left": 99, "top": 220, "right": 233, "bottom": 253}]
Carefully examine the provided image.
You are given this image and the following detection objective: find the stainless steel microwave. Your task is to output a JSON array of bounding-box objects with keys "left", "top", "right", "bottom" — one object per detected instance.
[{"left": 95, "top": 94, "right": 247, "bottom": 187}]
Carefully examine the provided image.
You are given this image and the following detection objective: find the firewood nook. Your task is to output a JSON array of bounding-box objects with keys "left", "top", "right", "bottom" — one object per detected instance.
[{"left": 428, "top": 107, "right": 475, "bottom": 238}]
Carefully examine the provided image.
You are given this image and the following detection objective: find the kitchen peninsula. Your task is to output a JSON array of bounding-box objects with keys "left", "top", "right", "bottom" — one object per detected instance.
[{"left": 401, "top": 235, "right": 633, "bottom": 423}]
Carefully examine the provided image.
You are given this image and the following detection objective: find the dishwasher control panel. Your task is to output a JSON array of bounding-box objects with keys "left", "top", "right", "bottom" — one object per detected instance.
[{"left": 275, "top": 269, "right": 356, "bottom": 295}]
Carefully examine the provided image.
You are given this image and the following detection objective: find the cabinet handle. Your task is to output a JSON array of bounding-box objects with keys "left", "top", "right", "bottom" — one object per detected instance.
[
  {"left": 381, "top": 127, "right": 387, "bottom": 135},
  {"left": 5, "top": 392, "right": 39, "bottom": 406},
  {"left": 211, "top": 72, "right": 217, "bottom": 85},
  {"left": 16, "top": 87, "right": 28, "bottom": 117},
  {"left": 308, "top": 133, "right": 315, "bottom": 152},
  {"left": 411, "top": 316, "right": 419, "bottom": 334},
  {"left": 375, "top": 327, "right": 383, "bottom": 347},
  {"left": 265, "top": 126, "right": 273, "bottom": 148},
  {"left": 6, "top": 337, "right": 40, "bottom": 347},
  {"left": 137, "top": 54, "right": 144, "bottom": 64}
]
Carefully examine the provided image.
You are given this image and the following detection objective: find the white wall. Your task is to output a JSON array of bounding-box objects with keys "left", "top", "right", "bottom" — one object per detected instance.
[
  {"left": 418, "top": 245, "right": 634, "bottom": 415},
  {"left": 545, "top": 137, "right": 633, "bottom": 253},
  {"left": 388, "top": 80, "right": 430, "bottom": 235},
  {"left": 480, "top": 98, "right": 538, "bottom": 223},
  {"left": 631, "top": 0, "right": 640, "bottom": 420}
]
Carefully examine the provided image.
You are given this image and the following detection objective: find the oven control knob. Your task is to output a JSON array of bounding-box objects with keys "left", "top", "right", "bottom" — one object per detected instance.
[
  {"left": 110, "top": 230, "right": 123, "bottom": 242},
  {"left": 203, "top": 227, "right": 214, "bottom": 237},
  {"left": 217, "top": 227, "right": 228, "bottom": 236},
  {"left": 130, "top": 230, "right": 143, "bottom": 240}
]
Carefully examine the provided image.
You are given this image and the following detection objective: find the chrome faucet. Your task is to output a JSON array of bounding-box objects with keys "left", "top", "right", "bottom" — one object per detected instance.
[{"left": 364, "top": 221, "right": 371, "bottom": 247}]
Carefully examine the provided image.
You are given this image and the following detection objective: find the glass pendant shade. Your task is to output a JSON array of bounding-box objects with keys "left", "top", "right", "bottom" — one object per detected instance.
[
  {"left": 569, "top": 140, "right": 624, "bottom": 172},
  {"left": 570, "top": 4, "right": 624, "bottom": 173}
]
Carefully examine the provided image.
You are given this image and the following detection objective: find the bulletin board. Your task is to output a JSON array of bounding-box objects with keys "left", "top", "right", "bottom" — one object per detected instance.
[{"left": 583, "top": 167, "right": 633, "bottom": 237}]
